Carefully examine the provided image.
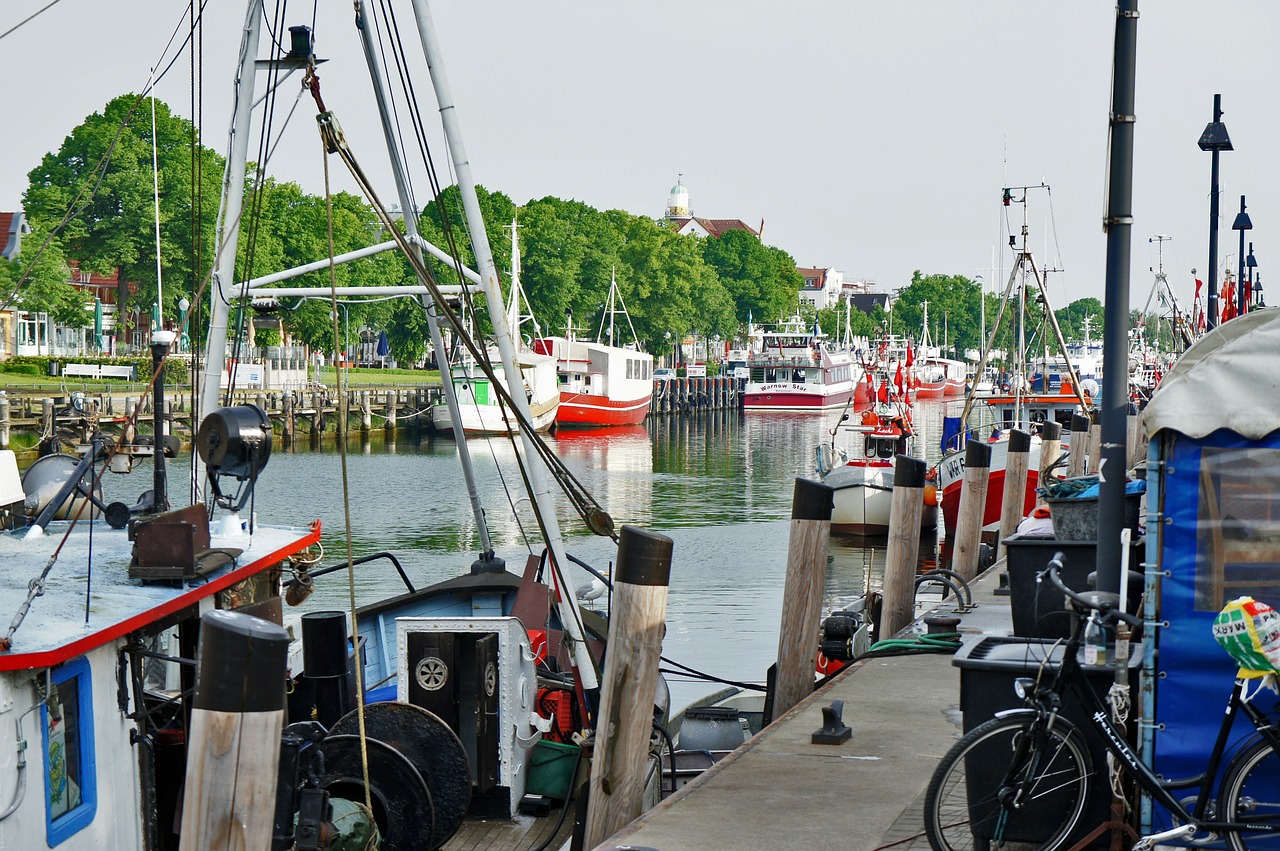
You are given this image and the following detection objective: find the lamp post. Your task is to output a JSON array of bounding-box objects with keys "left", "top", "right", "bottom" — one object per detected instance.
[
  {"left": 1198, "top": 94, "right": 1233, "bottom": 330},
  {"left": 664, "top": 331, "right": 672, "bottom": 368},
  {"left": 177, "top": 297, "right": 191, "bottom": 352},
  {"left": 1248, "top": 245, "right": 1261, "bottom": 308},
  {"left": 1232, "top": 196, "right": 1252, "bottom": 317}
]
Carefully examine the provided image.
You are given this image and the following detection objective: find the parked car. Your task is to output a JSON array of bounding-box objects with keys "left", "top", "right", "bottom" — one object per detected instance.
[{"left": 654, "top": 368, "right": 676, "bottom": 381}]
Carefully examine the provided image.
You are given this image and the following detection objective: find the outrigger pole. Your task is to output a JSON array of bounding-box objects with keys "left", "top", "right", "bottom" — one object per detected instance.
[{"left": 407, "top": 0, "right": 601, "bottom": 695}]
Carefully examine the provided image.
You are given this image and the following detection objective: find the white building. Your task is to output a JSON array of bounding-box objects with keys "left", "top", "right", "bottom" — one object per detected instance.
[{"left": 664, "top": 178, "right": 760, "bottom": 240}]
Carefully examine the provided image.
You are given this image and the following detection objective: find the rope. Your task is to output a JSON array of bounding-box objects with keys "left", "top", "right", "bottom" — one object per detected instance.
[
  {"left": 321, "top": 117, "right": 373, "bottom": 815},
  {"left": 861, "top": 632, "right": 962, "bottom": 658}
]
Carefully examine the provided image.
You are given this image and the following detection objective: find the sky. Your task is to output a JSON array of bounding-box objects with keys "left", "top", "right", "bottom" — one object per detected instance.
[{"left": 2, "top": 1, "right": 1277, "bottom": 313}]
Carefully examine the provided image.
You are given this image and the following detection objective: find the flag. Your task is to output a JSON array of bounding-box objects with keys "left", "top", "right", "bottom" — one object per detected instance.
[
  {"left": 1194, "top": 278, "right": 1203, "bottom": 299},
  {"left": 906, "top": 340, "right": 915, "bottom": 368},
  {"left": 895, "top": 363, "right": 905, "bottom": 395},
  {"left": 1221, "top": 281, "right": 1237, "bottom": 323},
  {"left": 878, "top": 379, "right": 889, "bottom": 404}
]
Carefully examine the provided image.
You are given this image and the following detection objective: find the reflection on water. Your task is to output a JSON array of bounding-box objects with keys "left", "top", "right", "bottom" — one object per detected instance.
[{"left": 103, "top": 401, "right": 953, "bottom": 711}]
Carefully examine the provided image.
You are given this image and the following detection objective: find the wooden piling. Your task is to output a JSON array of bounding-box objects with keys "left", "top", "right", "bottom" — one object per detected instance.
[
  {"left": 1038, "top": 420, "right": 1063, "bottom": 495},
  {"left": 179, "top": 609, "right": 288, "bottom": 851},
  {"left": 952, "top": 441, "right": 992, "bottom": 583},
  {"left": 1088, "top": 420, "right": 1102, "bottom": 474},
  {"left": 773, "top": 478, "right": 836, "bottom": 717},
  {"left": 41, "top": 398, "right": 54, "bottom": 439},
  {"left": 1067, "top": 413, "right": 1090, "bottom": 478},
  {"left": 360, "top": 391, "right": 371, "bottom": 433},
  {"left": 585, "top": 526, "right": 674, "bottom": 849},
  {"left": 282, "top": 394, "right": 295, "bottom": 445},
  {"left": 1126, "top": 413, "right": 1142, "bottom": 469},
  {"left": 0, "top": 395, "right": 9, "bottom": 450},
  {"left": 999, "top": 429, "right": 1032, "bottom": 557},
  {"left": 384, "top": 390, "right": 397, "bottom": 436},
  {"left": 881, "top": 456, "right": 928, "bottom": 640}
]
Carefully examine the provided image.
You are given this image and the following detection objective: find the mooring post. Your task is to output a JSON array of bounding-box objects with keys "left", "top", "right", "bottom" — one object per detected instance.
[
  {"left": 41, "top": 398, "right": 55, "bottom": 440},
  {"left": 773, "top": 477, "right": 836, "bottom": 717},
  {"left": 881, "top": 456, "right": 927, "bottom": 640},
  {"left": 999, "top": 429, "right": 1032, "bottom": 557},
  {"left": 1088, "top": 418, "right": 1102, "bottom": 474},
  {"left": 384, "top": 390, "right": 397, "bottom": 436},
  {"left": 360, "top": 390, "right": 371, "bottom": 433},
  {"left": 283, "top": 393, "right": 295, "bottom": 445},
  {"left": 953, "top": 441, "right": 992, "bottom": 583},
  {"left": 1038, "top": 420, "right": 1063, "bottom": 497},
  {"left": 1068, "top": 413, "right": 1090, "bottom": 478},
  {"left": 0, "top": 394, "right": 10, "bottom": 450},
  {"left": 1126, "top": 411, "right": 1142, "bottom": 469},
  {"left": 179, "top": 609, "right": 288, "bottom": 851},
  {"left": 585, "top": 526, "right": 674, "bottom": 849}
]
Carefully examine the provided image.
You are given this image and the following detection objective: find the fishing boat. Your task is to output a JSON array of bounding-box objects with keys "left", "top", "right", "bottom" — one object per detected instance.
[
  {"left": 533, "top": 270, "right": 654, "bottom": 427},
  {"left": 430, "top": 347, "right": 561, "bottom": 435},
  {"left": 911, "top": 302, "right": 966, "bottom": 399},
  {"left": 934, "top": 187, "right": 1092, "bottom": 546},
  {"left": 741, "top": 315, "right": 856, "bottom": 411},
  {"left": 817, "top": 393, "right": 938, "bottom": 535}
]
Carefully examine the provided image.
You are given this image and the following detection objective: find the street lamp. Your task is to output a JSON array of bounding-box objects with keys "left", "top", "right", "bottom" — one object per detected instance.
[
  {"left": 1198, "top": 94, "right": 1233, "bottom": 329},
  {"left": 1247, "top": 244, "right": 1262, "bottom": 307},
  {"left": 664, "top": 331, "right": 672, "bottom": 368},
  {"left": 1232, "top": 196, "right": 1252, "bottom": 317}
]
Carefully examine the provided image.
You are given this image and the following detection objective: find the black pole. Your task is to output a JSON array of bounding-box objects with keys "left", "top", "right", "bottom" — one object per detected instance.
[
  {"left": 151, "top": 334, "right": 170, "bottom": 513},
  {"left": 1201, "top": 94, "right": 1232, "bottom": 331},
  {"left": 1096, "top": 0, "right": 1138, "bottom": 596},
  {"left": 1238, "top": 196, "right": 1249, "bottom": 316}
]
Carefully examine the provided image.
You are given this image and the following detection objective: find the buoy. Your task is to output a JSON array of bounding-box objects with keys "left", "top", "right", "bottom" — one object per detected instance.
[
  {"left": 923, "top": 484, "right": 938, "bottom": 507},
  {"left": 861, "top": 410, "right": 879, "bottom": 426}
]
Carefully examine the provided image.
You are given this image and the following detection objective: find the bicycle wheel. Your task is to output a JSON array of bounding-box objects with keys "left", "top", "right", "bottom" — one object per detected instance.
[
  {"left": 924, "top": 714, "right": 1093, "bottom": 851},
  {"left": 1219, "top": 736, "right": 1280, "bottom": 851}
]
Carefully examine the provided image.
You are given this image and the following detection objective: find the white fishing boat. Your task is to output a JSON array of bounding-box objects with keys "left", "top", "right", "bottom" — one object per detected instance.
[
  {"left": 431, "top": 347, "right": 560, "bottom": 435},
  {"left": 533, "top": 270, "right": 654, "bottom": 427}
]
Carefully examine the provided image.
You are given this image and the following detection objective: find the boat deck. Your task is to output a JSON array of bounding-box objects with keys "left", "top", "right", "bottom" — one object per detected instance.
[{"left": 599, "top": 564, "right": 1016, "bottom": 851}]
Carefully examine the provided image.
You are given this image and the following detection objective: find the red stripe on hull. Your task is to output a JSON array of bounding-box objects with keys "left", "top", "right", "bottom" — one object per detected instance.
[
  {"left": 940, "top": 469, "right": 1040, "bottom": 536},
  {"left": 914, "top": 383, "right": 946, "bottom": 399}
]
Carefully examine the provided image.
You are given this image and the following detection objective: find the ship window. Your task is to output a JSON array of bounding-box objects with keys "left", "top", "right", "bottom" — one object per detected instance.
[{"left": 42, "top": 656, "right": 97, "bottom": 845}]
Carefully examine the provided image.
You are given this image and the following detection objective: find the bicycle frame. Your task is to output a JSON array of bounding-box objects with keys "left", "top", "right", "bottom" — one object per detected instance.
[{"left": 1035, "top": 603, "right": 1280, "bottom": 837}]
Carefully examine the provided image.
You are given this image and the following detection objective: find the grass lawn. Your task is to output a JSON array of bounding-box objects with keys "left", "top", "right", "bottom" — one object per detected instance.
[
  {"left": 318, "top": 366, "right": 440, "bottom": 386},
  {"left": 0, "top": 366, "right": 441, "bottom": 392}
]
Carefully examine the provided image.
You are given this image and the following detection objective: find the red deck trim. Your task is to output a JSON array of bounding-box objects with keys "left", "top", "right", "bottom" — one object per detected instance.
[{"left": 0, "top": 520, "right": 323, "bottom": 672}]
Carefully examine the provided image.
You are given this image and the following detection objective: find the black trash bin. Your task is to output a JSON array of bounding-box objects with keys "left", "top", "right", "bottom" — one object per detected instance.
[
  {"left": 953, "top": 635, "right": 1142, "bottom": 847},
  {"left": 1004, "top": 533, "right": 1144, "bottom": 639}
]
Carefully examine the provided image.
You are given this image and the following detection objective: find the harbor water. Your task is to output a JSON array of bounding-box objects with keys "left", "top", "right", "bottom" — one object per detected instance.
[{"left": 157, "top": 399, "right": 953, "bottom": 713}]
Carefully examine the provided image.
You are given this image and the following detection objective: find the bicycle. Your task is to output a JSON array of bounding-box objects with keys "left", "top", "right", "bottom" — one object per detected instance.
[{"left": 923, "top": 552, "right": 1280, "bottom": 851}]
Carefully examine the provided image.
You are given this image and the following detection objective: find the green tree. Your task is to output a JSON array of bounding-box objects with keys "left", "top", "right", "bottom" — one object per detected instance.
[
  {"left": 701, "top": 229, "right": 802, "bottom": 324},
  {"left": 0, "top": 228, "right": 86, "bottom": 327},
  {"left": 891, "top": 271, "right": 987, "bottom": 358},
  {"left": 23, "top": 94, "right": 224, "bottom": 334}
]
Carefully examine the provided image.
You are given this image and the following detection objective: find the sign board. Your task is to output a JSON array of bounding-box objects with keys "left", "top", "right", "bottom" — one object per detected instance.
[
  {"left": 226, "top": 362, "right": 265, "bottom": 388},
  {"left": 686, "top": 364, "right": 707, "bottom": 378}
]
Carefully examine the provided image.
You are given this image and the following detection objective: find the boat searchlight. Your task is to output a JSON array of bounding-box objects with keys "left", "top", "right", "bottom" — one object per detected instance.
[{"left": 196, "top": 404, "right": 272, "bottom": 518}]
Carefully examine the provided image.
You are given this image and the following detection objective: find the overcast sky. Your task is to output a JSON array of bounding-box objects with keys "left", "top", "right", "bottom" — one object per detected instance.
[{"left": 2, "top": 1, "right": 1276, "bottom": 312}]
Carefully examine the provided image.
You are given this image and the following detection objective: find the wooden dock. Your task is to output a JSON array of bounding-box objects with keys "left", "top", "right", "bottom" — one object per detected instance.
[{"left": 597, "top": 565, "right": 1016, "bottom": 851}]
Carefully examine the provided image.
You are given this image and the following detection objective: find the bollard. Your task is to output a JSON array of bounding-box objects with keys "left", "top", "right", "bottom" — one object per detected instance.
[
  {"left": 773, "top": 478, "right": 836, "bottom": 717},
  {"left": 881, "top": 456, "right": 928, "bottom": 640},
  {"left": 179, "top": 609, "right": 288, "bottom": 851},
  {"left": 999, "top": 429, "right": 1032, "bottom": 558},
  {"left": 1067, "top": 413, "right": 1090, "bottom": 478},
  {"left": 585, "top": 526, "right": 674, "bottom": 848},
  {"left": 952, "top": 441, "right": 992, "bottom": 583},
  {"left": 1038, "top": 420, "right": 1063, "bottom": 496},
  {"left": 301, "top": 611, "right": 354, "bottom": 728}
]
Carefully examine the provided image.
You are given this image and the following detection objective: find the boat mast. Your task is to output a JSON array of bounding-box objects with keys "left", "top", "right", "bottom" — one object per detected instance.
[
  {"left": 353, "top": 0, "right": 494, "bottom": 560},
  {"left": 196, "top": 0, "right": 263, "bottom": 496},
  {"left": 408, "top": 0, "right": 599, "bottom": 692}
]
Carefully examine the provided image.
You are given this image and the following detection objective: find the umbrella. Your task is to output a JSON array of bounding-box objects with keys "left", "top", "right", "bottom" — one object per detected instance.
[
  {"left": 151, "top": 302, "right": 161, "bottom": 333},
  {"left": 93, "top": 299, "right": 103, "bottom": 352},
  {"left": 376, "top": 330, "right": 389, "bottom": 359}
]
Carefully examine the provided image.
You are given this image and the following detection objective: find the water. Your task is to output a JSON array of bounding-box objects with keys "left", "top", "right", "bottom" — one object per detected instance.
[{"left": 133, "top": 400, "right": 955, "bottom": 712}]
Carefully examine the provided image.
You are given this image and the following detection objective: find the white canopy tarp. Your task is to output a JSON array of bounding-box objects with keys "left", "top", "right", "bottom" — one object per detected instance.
[{"left": 1142, "top": 307, "right": 1280, "bottom": 439}]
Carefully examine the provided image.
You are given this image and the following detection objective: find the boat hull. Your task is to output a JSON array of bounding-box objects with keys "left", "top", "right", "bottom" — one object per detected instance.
[
  {"left": 555, "top": 392, "right": 652, "bottom": 427},
  {"left": 823, "top": 463, "right": 937, "bottom": 535},
  {"left": 742, "top": 386, "right": 853, "bottom": 411},
  {"left": 937, "top": 437, "right": 1043, "bottom": 537}
]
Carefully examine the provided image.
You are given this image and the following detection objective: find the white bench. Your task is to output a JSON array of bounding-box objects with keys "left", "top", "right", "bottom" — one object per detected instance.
[{"left": 62, "top": 363, "right": 137, "bottom": 380}]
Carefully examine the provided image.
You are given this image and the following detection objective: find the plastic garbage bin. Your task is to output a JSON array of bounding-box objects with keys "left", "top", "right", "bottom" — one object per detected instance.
[
  {"left": 953, "top": 635, "right": 1142, "bottom": 847},
  {"left": 1003, "top": 533, "right": 1144, "bottom": 639}
]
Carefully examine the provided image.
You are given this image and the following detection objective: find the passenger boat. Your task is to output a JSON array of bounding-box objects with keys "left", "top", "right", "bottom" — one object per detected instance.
[
  {"left": 533, "top": 271, "right": 654, "bottom": 427},
  {"left": 742, "top": 316, "right": 856, "bottom": 411}
]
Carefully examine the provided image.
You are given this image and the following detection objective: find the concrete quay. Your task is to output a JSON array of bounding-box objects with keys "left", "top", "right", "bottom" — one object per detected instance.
[{"left": 599, "top": 564, "right": 1017, "bottom": 851}]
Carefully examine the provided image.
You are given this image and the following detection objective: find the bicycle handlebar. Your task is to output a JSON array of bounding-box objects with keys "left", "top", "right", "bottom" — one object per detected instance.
[{"left": 1042, "top": 553, "right": 1143, "bottom": 627}]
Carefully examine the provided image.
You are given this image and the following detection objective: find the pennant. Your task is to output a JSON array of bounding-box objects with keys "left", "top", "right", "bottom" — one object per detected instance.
[{"left": 1194, "top": 278, "right": 1204, "bottom": 299}]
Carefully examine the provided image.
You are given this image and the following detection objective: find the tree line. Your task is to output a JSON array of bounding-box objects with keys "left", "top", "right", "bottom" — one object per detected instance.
[{"left": 5, "top": 94, "right": 1156, "bottom": 366}]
